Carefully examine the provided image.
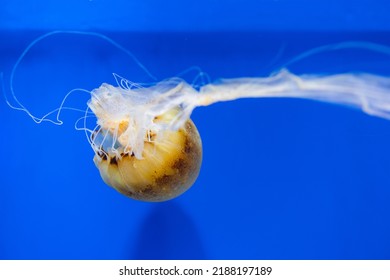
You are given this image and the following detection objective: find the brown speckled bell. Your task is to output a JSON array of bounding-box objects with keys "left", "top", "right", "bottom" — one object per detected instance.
[{"left": 94, "top": 119, "right": 202, "bottom": 202}]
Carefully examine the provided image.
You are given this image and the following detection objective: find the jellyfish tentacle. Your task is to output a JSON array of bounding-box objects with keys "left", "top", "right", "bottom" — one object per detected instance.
[
  {"left": 280, "top": 41, "right": 390, "bottom": 70},
  {"left": 197, "top": 69, "right": 390, "bottom": 120},
  {"left": 4, "top": 30, "right": 156, "bottom": 125}
]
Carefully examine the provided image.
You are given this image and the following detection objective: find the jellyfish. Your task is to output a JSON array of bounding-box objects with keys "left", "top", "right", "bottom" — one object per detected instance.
[{"left": 4, "top": 31, "right": 390, "bottom": 202}]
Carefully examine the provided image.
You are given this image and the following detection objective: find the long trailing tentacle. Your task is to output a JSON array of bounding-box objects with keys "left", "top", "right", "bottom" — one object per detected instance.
[{"left": 4, "top": 30, "right": 157, "bottom": 124}]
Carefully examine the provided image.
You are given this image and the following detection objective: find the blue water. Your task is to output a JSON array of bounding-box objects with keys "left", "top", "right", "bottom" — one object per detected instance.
[{"left": 1, "top": 29, "right": 390, "bottom": 260}]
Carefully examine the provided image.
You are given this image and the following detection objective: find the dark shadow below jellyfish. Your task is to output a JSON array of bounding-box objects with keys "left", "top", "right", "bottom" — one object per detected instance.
[{"left": 131, "top": 202, "right": 206, "bottom": 259}]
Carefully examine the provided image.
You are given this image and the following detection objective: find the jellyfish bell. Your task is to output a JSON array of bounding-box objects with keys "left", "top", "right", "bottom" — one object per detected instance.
[{"left": 87, "top": 79, "right": 202, "bottom": 202}]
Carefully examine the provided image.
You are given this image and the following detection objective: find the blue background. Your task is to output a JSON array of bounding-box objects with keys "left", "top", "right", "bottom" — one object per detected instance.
[{"left": 1, "top": 0, "right": 390, "bottom": 259}]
